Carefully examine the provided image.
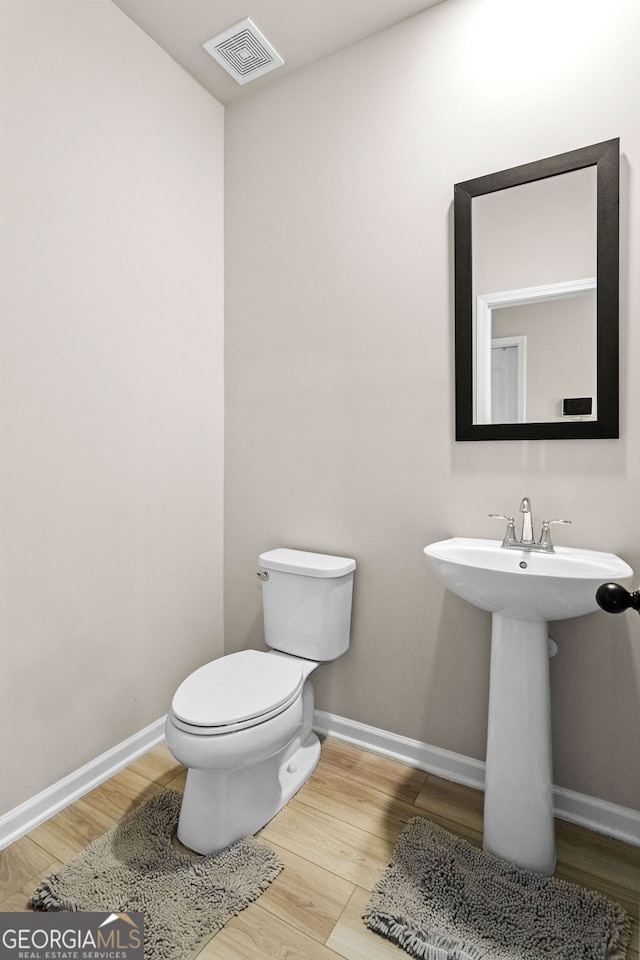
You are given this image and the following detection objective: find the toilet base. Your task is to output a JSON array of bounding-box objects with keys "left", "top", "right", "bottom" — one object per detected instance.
[{"left": 176, "top": 731, "right": 321, "bottom": 855}]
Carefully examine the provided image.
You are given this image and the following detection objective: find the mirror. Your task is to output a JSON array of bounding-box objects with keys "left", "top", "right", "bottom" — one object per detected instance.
[{"left": 454, "top": 139, "right": 619, "bottom": 440}]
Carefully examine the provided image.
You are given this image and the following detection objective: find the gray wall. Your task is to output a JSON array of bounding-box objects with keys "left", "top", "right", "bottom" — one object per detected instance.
[
  {"left": 225, "top": 0, "right": 640, "bottom": 810},
  {"left": 1, "top": 0, "right": 225, "bottom": 814},
  {"left": 3, "top": 0, "right": 639, "bottom": 823}
]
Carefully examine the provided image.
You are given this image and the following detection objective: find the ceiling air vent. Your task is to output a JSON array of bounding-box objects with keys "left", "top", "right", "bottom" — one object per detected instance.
[{"left": 202, "top": 18, "right": 284, "bottom": 85}]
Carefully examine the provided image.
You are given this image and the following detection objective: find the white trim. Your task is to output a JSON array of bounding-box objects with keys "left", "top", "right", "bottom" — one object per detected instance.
[
  {"left": 3, "top": 710, "right": 638, "bottom": 852},
  {"left": 313, "top": 709, "right": 485, "bottom": 789},
  {"left": 313, "top": 709, "right": 640, "bottom": 847},
  {"left": 0, "top": 717, "right": 166, "bottom": 851},
  {"left": 553, "top": 785, "right": 640, "bottom": 845}
]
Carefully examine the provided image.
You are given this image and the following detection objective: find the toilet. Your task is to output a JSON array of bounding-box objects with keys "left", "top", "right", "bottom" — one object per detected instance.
[{"left": 164, "top": 547, "right": 356, "bottom": 854}]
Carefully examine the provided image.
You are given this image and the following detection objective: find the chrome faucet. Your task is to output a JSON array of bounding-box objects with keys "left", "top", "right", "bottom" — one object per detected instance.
[
  {"left": 489, "top": 497, "right": 571, "bottom": 552},
  {"left": 519, "top": 497, "right": 534, "bottom": 544}
]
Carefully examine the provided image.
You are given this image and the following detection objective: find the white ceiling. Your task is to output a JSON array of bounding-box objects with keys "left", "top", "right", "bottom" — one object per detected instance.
[{"left": 109, "top": 0, "right": 444, "bottom": 104}]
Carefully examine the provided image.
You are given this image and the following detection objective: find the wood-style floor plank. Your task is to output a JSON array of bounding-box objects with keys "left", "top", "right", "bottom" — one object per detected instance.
[
  {"left": 26, "top": 797, "right": 117, "bottom": 863},
  {"left": 295, "top": 762, "right": 422, "bottom": 843},
  {"left": 260, "top": 799, "right": 396, "bottom": 891},
  {"left": 556, "top": 817, "right": 640, "bottom": 897},
  {"left": 257, "top": 840, "right": 355, "bottom": 943},
  {"left": 165, "top": 767, "right": 187, "bottom": 793},
  {"left": 197, "top": 903, "right": 343, "bottom": 960},
  {"left": 326, "top": 885, "right": 406, "bottom": 960},
  {"left": 414, "top": 773, "right": 484, "bottom": 841},
  {"left": 81, "top": 766, "right": 160, "bottom": 821},
  {"left": 0, "top": 865, "right": 63, "bottom": 913},
  {"left": 0, "top": 738, "right": 636, "bottom": 959},
  {"left": 319, "top": 738, "right": 428, "bottom": 804},
  {"left": 127, "top": 741, "right": 184, "bottom": 786},
  {"left": 0, "top": 838, "right": 59, "bottom": 909}
]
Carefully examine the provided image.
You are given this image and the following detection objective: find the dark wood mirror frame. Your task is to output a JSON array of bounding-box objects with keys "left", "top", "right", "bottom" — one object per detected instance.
[{"left": 454, "top": 138, "right": 619, "bottom": 441}]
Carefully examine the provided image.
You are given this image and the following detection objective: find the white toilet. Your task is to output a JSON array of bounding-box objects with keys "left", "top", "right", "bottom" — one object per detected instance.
[{"left": 164, "top": 547, "right": 356, "bottom": 854}]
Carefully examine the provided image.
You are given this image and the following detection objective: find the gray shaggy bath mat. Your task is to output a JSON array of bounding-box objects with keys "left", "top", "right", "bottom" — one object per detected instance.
[
  {"left": 364, "top": 817, "right": 630, "bottom": 960},
  {"left": 29, "top": 789, "right": 283, "bottom": 960}
]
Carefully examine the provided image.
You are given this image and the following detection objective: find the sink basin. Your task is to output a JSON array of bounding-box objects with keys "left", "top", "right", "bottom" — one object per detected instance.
[{"left": 424, "top": 537, "right": 632, "bottom": 622}]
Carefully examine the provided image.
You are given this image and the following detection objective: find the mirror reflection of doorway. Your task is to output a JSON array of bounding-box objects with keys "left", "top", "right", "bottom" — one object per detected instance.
[{"left": 491, "top": 336, "right": 525, "bottom": 423}]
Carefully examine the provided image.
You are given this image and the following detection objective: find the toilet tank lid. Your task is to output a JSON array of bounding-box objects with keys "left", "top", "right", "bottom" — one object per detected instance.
[{"left": 259, "top": 548, "right": 356, "bottom": 578}]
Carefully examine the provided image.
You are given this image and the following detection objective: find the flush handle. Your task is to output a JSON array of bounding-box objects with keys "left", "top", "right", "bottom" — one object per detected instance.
[{"left": 256, "top": 570, "right": 269, "bottom": 581}]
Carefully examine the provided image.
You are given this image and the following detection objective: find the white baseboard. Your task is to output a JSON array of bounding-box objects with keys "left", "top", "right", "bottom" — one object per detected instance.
[
  {"left": 0, "top": 717, "right": 166, "bottom": 851},
  {"left": 314, "top": 709, "right": 640, "bottom": 847},
  {"left": 3, "top": 710, "right": 638, "bottom": 852},
  {"left": 313, "top": 709, "right": 486, "bottom": 789},
  {"left": 552, "top": 784, "right": 640, "bottom": 846}
]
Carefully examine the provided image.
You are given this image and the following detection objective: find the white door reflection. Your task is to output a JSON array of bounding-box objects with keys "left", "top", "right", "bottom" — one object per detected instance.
[{"left": 491, "top": 337, "right": 525, "bottom": 424}]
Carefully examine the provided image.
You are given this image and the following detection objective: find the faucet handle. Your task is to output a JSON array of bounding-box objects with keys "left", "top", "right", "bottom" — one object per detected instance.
[
  {"left": 489, "top": 514, "right": 516, "bottom": 547},
  {"left": 538, "top": 518, "right": 571, "bottom": 548}
]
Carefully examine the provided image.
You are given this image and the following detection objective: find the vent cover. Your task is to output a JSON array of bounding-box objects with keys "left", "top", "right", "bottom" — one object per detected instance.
[{"left": 202, "top": 18, "right": 284, "bottom": 85}]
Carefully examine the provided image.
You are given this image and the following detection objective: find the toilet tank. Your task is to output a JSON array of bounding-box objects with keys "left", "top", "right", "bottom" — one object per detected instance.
[{"left": 259, "top": 548, "right": 356, "bottom": 661}]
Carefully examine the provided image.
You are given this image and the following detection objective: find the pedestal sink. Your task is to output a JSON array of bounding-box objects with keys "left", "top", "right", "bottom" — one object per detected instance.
[{"left": 423, "top": 537, "right": 632, "bottom": 875}]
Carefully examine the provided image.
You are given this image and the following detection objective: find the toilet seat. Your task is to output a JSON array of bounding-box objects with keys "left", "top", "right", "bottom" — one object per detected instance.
[{"left": 170, "top": 649, "right": 304, "bottom": 736}]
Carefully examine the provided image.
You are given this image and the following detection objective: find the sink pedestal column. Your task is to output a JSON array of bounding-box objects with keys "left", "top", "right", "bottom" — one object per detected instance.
[{"left": 483, "top": 613, "right": 556, "bottom": 875}]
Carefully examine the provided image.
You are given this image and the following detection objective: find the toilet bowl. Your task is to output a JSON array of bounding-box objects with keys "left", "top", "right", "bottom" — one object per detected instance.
[{"left": 165, "top": 548, "right": 355, "bottom": 855}]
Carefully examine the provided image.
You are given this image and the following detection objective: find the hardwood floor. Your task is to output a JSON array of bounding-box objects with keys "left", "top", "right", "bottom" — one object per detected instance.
[{"left": 1, "top": 737, "right": 638, "bottom": 959}]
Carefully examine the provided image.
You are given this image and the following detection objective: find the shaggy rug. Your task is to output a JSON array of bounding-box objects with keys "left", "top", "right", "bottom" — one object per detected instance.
[
  {"left": 363, "top": 817, "right": 630, "bottom": 960},
  {"left": 29, "top": 789, "right": 283, "bottom": 960}
]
